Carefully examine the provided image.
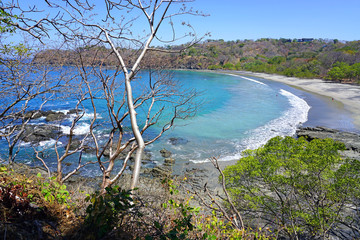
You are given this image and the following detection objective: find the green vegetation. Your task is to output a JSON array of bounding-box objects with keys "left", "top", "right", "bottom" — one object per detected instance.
[
  {"left": 34, "top": 38, "right": 360, "bottom": 83},
  {"left": 326, "top": 61, "right": 360, "bottom": 83},
  {"left": 223, "top": 136, "right": 360, "bottom": 239},
  {"left": 1, "top": 165, "right": 274, "bottom": 239},
  {"left": 3, "top": 136, "right": 360, "bottom": 239}
]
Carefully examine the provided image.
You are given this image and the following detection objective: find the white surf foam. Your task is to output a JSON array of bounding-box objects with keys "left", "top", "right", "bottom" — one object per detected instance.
[
  {"left": 60, "top": 122, "right": 91, "bottom": 135},
  {"left": 241, "top": 89, "right": 310, "bottom": 151},
  {"left": 190, "top": 89, "right": 310, "bottom": 164},
  {"left": 225, "top": 73, "right": 268, "bottom": 86},
  {"left": 39, "top": 139, "right": 60, "bottom": 147}
]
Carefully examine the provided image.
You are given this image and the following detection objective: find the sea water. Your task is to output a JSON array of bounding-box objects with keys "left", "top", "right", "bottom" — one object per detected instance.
[
  {"left": 0, "top": 70, "right": 313, "bottom": 175},
  {"left": 147, "top": 71, "right": 310, "bottom": 164}
]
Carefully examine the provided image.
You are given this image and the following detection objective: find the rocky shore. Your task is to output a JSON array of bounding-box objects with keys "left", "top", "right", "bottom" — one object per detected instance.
[{"left": 296, "top": 126, "right": 360, "bottom": 160}]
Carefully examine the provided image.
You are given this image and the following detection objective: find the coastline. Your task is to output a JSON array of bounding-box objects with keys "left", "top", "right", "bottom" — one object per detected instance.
[{"left": 210, "top": 70, "right": 360, "bottom": 131}]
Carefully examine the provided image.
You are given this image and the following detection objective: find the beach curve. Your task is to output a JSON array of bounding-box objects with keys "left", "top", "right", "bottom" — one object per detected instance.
[{"left": 212, "top": 70, "right": 360, "bottom": 130}]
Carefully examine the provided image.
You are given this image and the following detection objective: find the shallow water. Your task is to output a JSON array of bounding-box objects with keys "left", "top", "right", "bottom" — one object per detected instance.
[
  {"left": 148, "top": 71, "right": 310, "bottom": 164},
  {"left": 3, "top": 70, "right": 359, "bottom": 176}
]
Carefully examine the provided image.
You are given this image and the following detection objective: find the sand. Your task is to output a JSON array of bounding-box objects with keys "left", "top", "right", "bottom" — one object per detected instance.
[{"left": 214, "top": 70, "right": 360, "bottom": 130}]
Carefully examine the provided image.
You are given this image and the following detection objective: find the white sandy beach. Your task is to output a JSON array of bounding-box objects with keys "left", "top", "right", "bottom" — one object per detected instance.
[{"left": 216, "top": 70, "right": 360, "bottom": 129}]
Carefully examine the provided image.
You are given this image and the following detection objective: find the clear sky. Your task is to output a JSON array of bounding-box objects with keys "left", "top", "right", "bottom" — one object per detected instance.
[
  {"left": 183, "top": 0, "right": 360, "bottom": 41},
  {"left": 3, "top": 0, "right": 360, "bottom": 45}
]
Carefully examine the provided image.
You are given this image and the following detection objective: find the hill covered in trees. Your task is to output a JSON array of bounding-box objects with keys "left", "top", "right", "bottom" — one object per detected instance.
[{"left": 33, "top": 38, "right": 360, "bottom": 83}]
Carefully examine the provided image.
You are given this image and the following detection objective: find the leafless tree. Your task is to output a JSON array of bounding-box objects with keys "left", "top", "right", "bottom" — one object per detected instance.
[
  {"left": 1, "top": 0, "right": 206, "bottom": 190},
  {"left": 0, "top": 42, "right": 73, "bottom": 164},
  {"left": 42, "top": 0, "right": 206, "bottom": 189}
]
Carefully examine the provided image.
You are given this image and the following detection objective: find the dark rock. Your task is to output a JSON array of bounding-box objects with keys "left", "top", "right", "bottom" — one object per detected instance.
[
  {"left": 168, "top": 137, "right": 188, "bottom": 145},
  {"left": 22, "top": 124, "right": 62, "bottom": 142},
  {"left": 296, "top": 126, "right": 360, "bottom": 153},
  {"left": 41, "top": 110, "right": 55, "bottom": 117},
  {"left": 160, "top": 148, "right": 172, "bottom": 158},
  {"left": 164, "top": 158, "right": 175, "bottom": 165},
  {"left": 45, "top": 112, "right": 66, "bottom": 122},
  {"left": 67, "top": 109, "right": 82, "bottom": 115},
  {"left": 24, "top": 110, "right": 43, "bottom": 119},
  {"left": 151, "top": 166, "right": 172, "bottom": 178},
  {"left": 67, "top": 139, "right": 82, "bottom": 151},
  {"left": 103, "top": 144, "right": 152, "bottom": 161}
]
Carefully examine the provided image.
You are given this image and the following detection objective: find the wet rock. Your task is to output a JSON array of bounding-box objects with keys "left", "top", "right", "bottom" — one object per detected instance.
[
  {"left": 164, "top": 158, "right": 175, "bottom": 165},
  {"left": 103, "top": 145, "right": 152, "bottom": 161},
  {"left": 45, "top": 112, "right": 66, "bottom": 122},
  {"left": 168, "top": 137, "right": 188, "bottom": 145},
  {"left": 160, "top": 148, "right": 172, "bottom": 158},
  {"left": 67, "top": 109, "right": 82, "bottom": 115},
  {"left": 67, "top": 139, "right": 82, "bottom": 151},
  {"left": 22, "top": 124, "right": 62, "bottom": 142},
  {"left": 24, "top": 110, "right": 43, "bottom": 119},
  {"left": 151, "top": 165, "right": 172, "bottom": 178}
]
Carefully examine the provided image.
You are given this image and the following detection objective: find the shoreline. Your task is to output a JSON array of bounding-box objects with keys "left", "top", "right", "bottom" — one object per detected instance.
[{"left": 209, "top": 70, "right": 360, "bottom": 131}]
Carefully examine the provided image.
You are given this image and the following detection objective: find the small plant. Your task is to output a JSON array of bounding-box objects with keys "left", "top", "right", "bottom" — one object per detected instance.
[
  {"left": 83, "top": 186, "right": 133, "bottom": 239},
  {"left": 36, "top": 173, "right": 71, "bottom": 205}
]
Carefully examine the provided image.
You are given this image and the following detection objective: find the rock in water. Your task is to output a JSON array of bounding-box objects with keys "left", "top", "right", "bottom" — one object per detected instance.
[
  {"left": 168, "top": 137, "right": 189, "bottom": 145},
  {"left": 160, "top": 148, "right": 172, "bottom": 158}
]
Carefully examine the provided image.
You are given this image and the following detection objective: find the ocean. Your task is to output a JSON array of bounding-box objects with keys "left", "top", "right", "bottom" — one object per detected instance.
[{"left": 2, "top": 70, "right": 358, "bottom": 176}]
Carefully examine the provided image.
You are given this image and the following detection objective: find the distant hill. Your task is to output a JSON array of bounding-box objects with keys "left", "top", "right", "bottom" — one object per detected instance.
[{"left": 33, "top": 38, "right": 360, "bottom": 83}]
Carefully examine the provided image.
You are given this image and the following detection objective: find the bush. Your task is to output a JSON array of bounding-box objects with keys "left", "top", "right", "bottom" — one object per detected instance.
[
  {"left": 83, "top": 186, "right": 133, "bottom": 239},
  {"left": 223, "top": 136, "right": 360, "bottom": 239},
  {"left": 207, "top": 64, "right": 222, "bottom": 70},
  {"left": 222, "top": 62, "right": 236, "bottom": 70}
]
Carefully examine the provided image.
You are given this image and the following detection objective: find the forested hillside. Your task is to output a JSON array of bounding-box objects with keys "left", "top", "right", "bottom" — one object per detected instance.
[{"left": 34, "top": 38, "right": 360, "bottom": 83}]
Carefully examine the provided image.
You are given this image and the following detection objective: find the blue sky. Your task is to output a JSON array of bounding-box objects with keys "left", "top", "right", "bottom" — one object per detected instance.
[
  {"left": 182, "top": 0, "right": 360, "bottom": 41},
  {"left": 3, "top": 0, "right": 360, "bottom": 45}
]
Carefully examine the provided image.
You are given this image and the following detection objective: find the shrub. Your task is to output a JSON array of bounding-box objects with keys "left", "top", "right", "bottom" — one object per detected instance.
[
  {"left": 207, "top": 64, "right": 222, "bottom": 70},
  {"left": 83, "top": 186, "right": 133, "bottom": 239},
  {"left": 223, "top": 136, "right": 360, "bottom": 239}
]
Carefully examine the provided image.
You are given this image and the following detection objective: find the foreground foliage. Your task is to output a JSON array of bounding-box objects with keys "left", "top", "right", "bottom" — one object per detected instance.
[
  {"left": 0, "top": 165, "right": 274, "bottom": 239},
  {"left": 223, "top": 136, "right": 360, "bottom": 239}
]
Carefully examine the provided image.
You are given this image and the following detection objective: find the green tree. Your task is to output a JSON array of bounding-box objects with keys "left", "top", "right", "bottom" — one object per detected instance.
[
  {"left": 326, "top": 66, "right": 346, "bottom": 81},
  {"left": 352, "top": 62, "right": 360, "bottom": 82},
  {"left": 223, "top": 136, "right": 360, "bottom": 239}
]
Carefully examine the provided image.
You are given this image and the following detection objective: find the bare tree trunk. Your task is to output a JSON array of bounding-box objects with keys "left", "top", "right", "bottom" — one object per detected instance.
[{"left": 124, "top": 76, "right": 145, "bottom": 190}]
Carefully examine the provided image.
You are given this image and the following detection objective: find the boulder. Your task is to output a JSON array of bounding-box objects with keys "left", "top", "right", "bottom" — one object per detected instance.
[
  {"left": 103, "top": 144, "right": 152, "bottom": 161},
  {"left": 45, "top": 112, "right": 66, "bottom": 122},
  {"left": 67, "top": 109, "right": 82, "bottom": 115},
  {"left": 22, "top": 124, "right": 62, "bottom": 142},
  {"left": 168, "top": 137, "right": 188, "bottom": 145},
  {"left": 164, "top": 158, "right": 175, "bottom": 165},
  {"left": 160, "top": 148, "right": 172, "bottom": 158},
  {"left": 24, "top": 110, "right": 43, "bottom": 119},
  {"left": 151, "top": 166, "right": 172, "bottom": 178}
]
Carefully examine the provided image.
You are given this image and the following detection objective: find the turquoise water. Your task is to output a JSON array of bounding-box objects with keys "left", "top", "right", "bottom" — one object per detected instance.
[
  {"left": 147, "top": 71, "right": 310, "bottom": 164},
  {"left": 2, "top": 70, "right": 314, "bottom": 174}
]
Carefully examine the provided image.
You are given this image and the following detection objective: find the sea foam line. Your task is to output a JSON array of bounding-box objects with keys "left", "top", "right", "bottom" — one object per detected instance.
[
  {"left": 225, "top": 73, "right": 268, "bottom": 86},
  {"left": 190, "top": 89, "right": 310, "bottom": 164},
  {"left": 60, "top": 122, "right": 91, "bottom": 135},
  {"left": 240, "top": 89, "right": 310, "bottom": 151}
]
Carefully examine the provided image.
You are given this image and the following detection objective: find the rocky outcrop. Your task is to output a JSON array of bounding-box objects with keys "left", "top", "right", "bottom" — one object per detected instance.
[
  {"left": 22, "top": 124, "right": 62, "bottom": 142},
  {"left": 296, "top": 126, "right": 360, "bottom": 160},
  {"left": 160, "top": 148, "right": 172, "bottom": 158},
  {"left": 45, "top": 112, "right": 66, "bottom": 122},
  {"left": 24, "top": 109, "right": 82, "bottom": 121},
  {"left": 296, "top": 127, "right": 360, "bottom": 152},
  {"left": 102, "top": 144, "right": 152, "bottom": 162}
]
